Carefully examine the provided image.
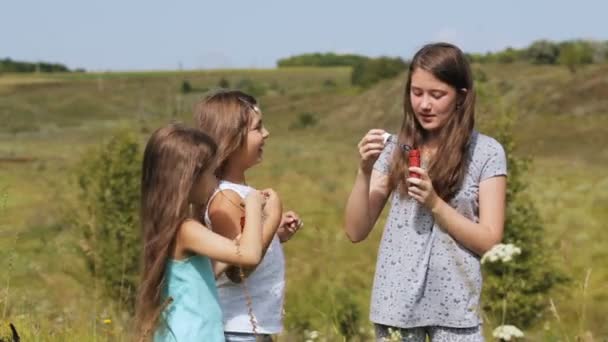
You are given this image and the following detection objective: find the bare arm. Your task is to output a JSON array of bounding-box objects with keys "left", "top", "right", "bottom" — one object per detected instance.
[
  {"left": 176, "top": 193, "right": 264, "bottom": 266},
  {"left": 344, "top": 129, "right": 391, "bottom": 242},
  {"left": 344, "top": 169, "right": 391, "bottom": 242},
  {"left": 408, "top": 166, "right": 506, "bottom": 255},
  {"left": 430, "top": 176, "right": 506, "bottom": 255}
]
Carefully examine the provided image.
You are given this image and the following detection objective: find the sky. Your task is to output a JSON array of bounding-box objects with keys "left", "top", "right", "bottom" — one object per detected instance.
[{"left": 1, "top": 0, "right": 607, "bottom": 71}]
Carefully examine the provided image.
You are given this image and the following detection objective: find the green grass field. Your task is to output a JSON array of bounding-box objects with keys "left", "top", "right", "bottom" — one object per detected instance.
[{"left": 0, "top": 63, "right": 606, "bottom": 341}]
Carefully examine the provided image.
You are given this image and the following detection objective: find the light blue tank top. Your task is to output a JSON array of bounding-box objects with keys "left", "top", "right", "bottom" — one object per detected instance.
[{"left": 154, "top": 255, "right": 225, "bottom": 342}]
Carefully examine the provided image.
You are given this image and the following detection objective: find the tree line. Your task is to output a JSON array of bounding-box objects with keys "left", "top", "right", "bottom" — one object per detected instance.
[{"left": 0, "top": 57, "right": 80, "bottom": 73}]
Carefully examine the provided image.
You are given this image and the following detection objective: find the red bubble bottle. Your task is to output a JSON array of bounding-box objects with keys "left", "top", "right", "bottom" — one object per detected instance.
[{"left": 408, "top": 149, "right": 420, "bottom": 178}]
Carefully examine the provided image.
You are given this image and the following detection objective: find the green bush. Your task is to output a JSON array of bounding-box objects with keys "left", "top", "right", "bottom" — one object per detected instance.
[
  {"left": 473, "top": 67, "right": 488, "bottom": 83},
  {"left": 180, "top": 80, "right": 192, "bottom": 94},
  {"left": 277, "top": 52, "right": 367, "bottom": 67},
  {"left": 495, "top": 47, "right": 521, "bottom": 63},
  {"left": 524, "top": 40, "right": 561, "bottom": 65},
  {"left": 0, "top": 57, "right": 72, "bottom": 73},
  {"left": 74, "top": 131, "right": 142, "bottom": 310},
  {"left": 351, "top": 57, "right": 406, "bottom": 88},
  {"left": 289, "top": 112, "right": 319, "bottom": 130},
  {"left": 323, "top": 79, "right": 337, "bottom": 88},
  {"left": 218, "top": 77, "right": 230, "bottom": 89},
  {"left": 284, "top": 280, "right": 365, "bottom": 340},
  {"left": 235, "top": 78, "right": 267, "bottom": 97},
  {"left": 482, "top": 117, "right": 568, "bottom": 329},
  {"left": 466, "top": 39, "right": 607, "bottom": 66},
  {"left": 332, "top": 287, "right": 361, "bottom": 340},
  {"left": 559, "top": 41, "right": 594, "bottom": 73}
]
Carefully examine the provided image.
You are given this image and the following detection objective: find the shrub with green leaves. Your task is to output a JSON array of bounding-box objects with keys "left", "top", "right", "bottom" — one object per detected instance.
[
  {"left": 482, "top": 119, "right": 568, "bottom": 329},
  {"left": 180, "top": 80, "right": 192, "bottom": 94},
  {"left": 277, "top": 52, "right": 367, "bottom": 67},
  {"left": 289, "top": 112, "right": 319, "bottom": 130},
  {"left": 218, "top": 77, "right": 230, "bottom": 89},
  {"left": 351, "top": 57, "right": 406, "bottom": 88},
  {"left": 75, "top": 131, "right": 142, "bottom": 310},
  {"left": 235, "top": 78, "right": 267, "bottom": 97}
]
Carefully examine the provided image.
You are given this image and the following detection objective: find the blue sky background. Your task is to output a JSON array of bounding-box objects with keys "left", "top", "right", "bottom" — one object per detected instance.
[{"left": 2, "top": 0, "right": 606, "bottom": 71}]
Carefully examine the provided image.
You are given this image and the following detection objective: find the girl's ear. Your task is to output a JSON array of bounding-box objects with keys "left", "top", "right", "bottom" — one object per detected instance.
[{"left": 456, "top": 88, "right": 468, "bottom": 109}]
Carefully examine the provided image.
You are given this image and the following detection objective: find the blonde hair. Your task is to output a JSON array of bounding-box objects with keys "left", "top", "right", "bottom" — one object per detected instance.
[{"left": 193, "top": 89, "right": 259, "bottom": 177}]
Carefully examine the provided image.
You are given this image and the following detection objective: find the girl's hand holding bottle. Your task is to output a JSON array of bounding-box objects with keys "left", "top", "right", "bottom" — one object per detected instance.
[{"left": 407, "top": 167, "right": 440, "bottom": 212}]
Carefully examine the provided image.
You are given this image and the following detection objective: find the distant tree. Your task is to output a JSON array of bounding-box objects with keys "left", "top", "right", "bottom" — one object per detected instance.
[
  {"left": 525, "top": 40, "right": 560, "bottom": 64},
  {"left": 351, "top": 56, "right": 406, "bottom": 87},
  {"left": 495, "top": 47, "right": 520, "bottom": 64},
  {"left": 559, "top": 44, "right": 580, "bottom": 73},
  {"left": 323, "top": 78, "right": 337, "bottom": 88},
  {"left": 181, "top": 80, "right": 192, "bottom": 93},
  {"left": 558, "top": 40, "right": 594, "bottom": 73},
  {"left": 277, "top": 52, "right": 368, "bottom": 67},
  {"left": 473, "top": 66, "right": 488, "bottom": 83},
  {"left": 289, "top": 112, "right": 319, "bottom": 130},
  {"left": 218, "top": 77, "right": 230, "bottom": 89},
  {"left": 590, "top": 40, "right": 608, "bottom": 63},
  {"left": 236, "top": 78, "right": 267, "bottom": 97},
  {"left": 0, "top": 57, "right": 70, "bottom": 73}
]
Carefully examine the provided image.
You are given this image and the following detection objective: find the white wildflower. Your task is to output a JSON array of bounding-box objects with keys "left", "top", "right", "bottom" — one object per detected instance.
[
  {"left": 492, "top": 324, "right": 524, "bottom": 341},
  {"left": 304, "top": 329, "right": 320, "bottom": 341},
  {"left": 384, "top": 327, "right": 403, "bottom": 342},
  {"left": 482, "top": 243, "right": 522, "bottom": 264}
]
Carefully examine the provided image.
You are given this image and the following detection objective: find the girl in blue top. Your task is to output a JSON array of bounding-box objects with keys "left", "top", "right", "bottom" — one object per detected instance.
[{"left": 135, "top": 124, "right": 280, "bottom": 342}]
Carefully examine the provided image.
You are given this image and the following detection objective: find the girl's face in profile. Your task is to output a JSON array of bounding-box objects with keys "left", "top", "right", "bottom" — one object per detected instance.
[
  {"left": 233, "top": 108, "right": 269, "bottom": 169},
  {"left": 409, "top": 68, "right": 459, "bottom": 133}
]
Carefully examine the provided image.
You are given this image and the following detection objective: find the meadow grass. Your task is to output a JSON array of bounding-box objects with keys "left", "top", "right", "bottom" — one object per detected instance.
[{"left": 0, "top": 64, "right": 606, "bottom": 340}]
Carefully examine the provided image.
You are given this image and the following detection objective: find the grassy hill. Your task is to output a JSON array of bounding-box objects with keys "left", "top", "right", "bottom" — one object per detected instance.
[{"left": 0, "top": 63, "right": 606, "bottom": 340}]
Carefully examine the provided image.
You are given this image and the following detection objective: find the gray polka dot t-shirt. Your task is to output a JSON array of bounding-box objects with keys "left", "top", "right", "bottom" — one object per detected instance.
[{"left": 370, "top": 131, "right": 507, "bottom": 329}]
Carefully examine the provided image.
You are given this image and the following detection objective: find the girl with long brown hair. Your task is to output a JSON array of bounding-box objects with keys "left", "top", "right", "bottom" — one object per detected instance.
[
  {"left": 194, "top": 90, "right": 303, "bottom": 342},
  {"left": 135, "top": 123, "right": 273, "bottom": 341},
  {"left": 344, "top": 43, "right": 507, "bottom": 341}
]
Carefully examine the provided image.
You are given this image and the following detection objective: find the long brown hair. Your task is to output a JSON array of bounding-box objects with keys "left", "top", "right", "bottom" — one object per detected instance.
[
  {"left": 389, "top": 42, "right": 475, "bottom": 200},
  {"left": 135, "top": 123, "right": 217, "bottom": 339},
  {"left": 193, "top": 89, "right": 258, "bottom": 177}
]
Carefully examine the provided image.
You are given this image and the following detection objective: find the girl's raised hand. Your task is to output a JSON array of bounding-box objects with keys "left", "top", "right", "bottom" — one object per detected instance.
[
  {"left": 358, "top": 129, "right": 387, "bottom": 174},
  {"left": 244, "top": 190, "right": 265, "bottom": 211},
  {"left": 277, "top": 211, "right": 303, "bottom": 243},
  {"left": 407, "top": 167, "right": 440, "bottom": 211},
  {"left": 260, "top": 188, "right": 283, "bottom": 224}
]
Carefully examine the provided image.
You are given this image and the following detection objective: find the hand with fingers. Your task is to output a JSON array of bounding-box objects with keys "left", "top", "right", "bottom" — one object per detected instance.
[
  {"left": 406, "top": 167, "right": 441, "bottom": 211},
  {"left": 260, "top": 188, "right": 282, "bottom": 228},
  {"left": 358, "top": 129, "right": 388, "bottom": 174},
  {"left": 277, "top": 211, "right": 303, "bottom": 243}
]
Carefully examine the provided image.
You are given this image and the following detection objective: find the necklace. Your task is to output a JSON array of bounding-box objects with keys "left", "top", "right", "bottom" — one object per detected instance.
[
  {"left": 218, "top": 190, "right": 246, "bottom": 210},
  {"left": 215, "top": 190, "right": 259, "bottom": 336}
]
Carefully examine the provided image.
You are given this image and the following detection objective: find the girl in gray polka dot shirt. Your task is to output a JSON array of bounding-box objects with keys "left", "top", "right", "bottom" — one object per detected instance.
[{"left": 344, "top": 43, "right": 507, "bottom": 342}]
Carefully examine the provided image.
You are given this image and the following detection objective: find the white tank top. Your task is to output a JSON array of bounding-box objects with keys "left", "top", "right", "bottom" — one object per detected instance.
[{"left": 204, "top": 180, "right": 285, "bottom": 334}]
